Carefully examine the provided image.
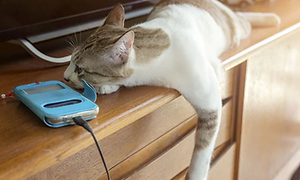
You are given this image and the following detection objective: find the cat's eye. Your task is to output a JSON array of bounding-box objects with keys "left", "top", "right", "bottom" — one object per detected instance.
[{"left": 75, "top": 65, "right": 84, "bottom": 74}]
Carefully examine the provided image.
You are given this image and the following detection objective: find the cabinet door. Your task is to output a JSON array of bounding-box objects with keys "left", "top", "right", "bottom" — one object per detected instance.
[{"left": 239, "top": 29, "right": 300, "bottom": 180}]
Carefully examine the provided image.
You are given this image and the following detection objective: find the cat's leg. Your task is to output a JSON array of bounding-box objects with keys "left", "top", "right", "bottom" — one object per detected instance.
[
  {"left": 94, "top": 84, "right": 120, "bottom": 94},
  {"left": 209, "top": 57, "right": 223, "bottom": 82},
  {"left": 173, "top": 62, "right": 222, "bottom": 180}
]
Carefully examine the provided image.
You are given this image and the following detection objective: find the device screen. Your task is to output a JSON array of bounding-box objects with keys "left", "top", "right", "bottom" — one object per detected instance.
[
  {"left": 44, "top": 99, "right": 82, "bottom": 108},
  {"left": 24, "top": 84, "right": 65, "bottom": 95}
]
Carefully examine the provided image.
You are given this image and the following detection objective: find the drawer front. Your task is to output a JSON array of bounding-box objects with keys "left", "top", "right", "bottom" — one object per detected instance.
[
  {"left": 30, "top": 96, "right": 196, "bottom": 180},
  {"left": 216, "top": 68, "right": 238, "bottom": 147},
  {"left": 126, "top": 131, "right": 195, "bottom": 180},
  {"left": 30, "top": 68, "right": 237, "bottom": 180},
  {"left": 209, "top": 144, "right": 236, "bottom": 180},
  {"left": 171, "top": 144, "right": 236, "bottom": 180},
  {"left": 124, "top": 135, "right": 236, "bottom": 180}
]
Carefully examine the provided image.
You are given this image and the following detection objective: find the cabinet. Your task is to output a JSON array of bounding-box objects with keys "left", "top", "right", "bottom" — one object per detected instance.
[
  {"left": 238, "top": 28, "right": 300, "bottom": 180},
  {"left": 1, "top": 0, "right": 300, "bottom": 179}
]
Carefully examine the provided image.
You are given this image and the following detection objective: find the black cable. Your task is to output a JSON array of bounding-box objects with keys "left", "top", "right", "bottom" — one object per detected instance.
[{"left": 73, "top": 116, "right": 111, "bottom": 180}]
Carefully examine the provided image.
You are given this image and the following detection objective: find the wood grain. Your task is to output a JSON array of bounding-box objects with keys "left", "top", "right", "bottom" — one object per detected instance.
[
  {"left": 98, "top": 115, "right": 197, "bottom": 180},
  {"left": 217, "top": 68, "right": 238, "bottom": 147},
  {"left": 0, "top": 57, "right": 180, "bottom": 179},
  {"left": 209, "top": 144, "right": 236, "bottom": 180},
  {"left": 30, "top": 96, "right": 196, "bottom": 180},
  {"left": 221, "top": 0, "right": 300, "bottom": 70},
  {"left": 273, "top": 148, "right": 300, "bottom": 180},
  {"left": 239, "top": 28, "right": 300, "bottom": 180},
  {"left": 0, "top": 55, "right": 235, "bottom": 179},
  {"left": 126, "top": 131, "right": 195, "bottom": 180},
  {"left": 232, "top": 62, "right": 247, "bottom": 180},
  {"left": 1, "top": 0, "right": 300, "bottom": 179},
  {"left": 170, "top": 143, "right": 236, "bottom": 180}
]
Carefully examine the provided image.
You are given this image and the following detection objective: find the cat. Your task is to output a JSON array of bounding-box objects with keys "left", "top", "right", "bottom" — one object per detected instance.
[
  {"left": 64, "top": 0, "right": 280, "bottom": 179},
  {"left": 221, "top": 0, "right": 272, "bottom": 6}
]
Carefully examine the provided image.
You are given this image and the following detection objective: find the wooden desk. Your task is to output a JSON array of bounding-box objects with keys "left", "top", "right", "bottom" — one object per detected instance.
[{"left": 1, "top": 0, "right": 300, "bottom": 179}]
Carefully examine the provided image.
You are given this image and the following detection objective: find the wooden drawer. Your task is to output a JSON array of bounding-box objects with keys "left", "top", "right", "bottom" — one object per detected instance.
[
  {"left": 30, "top": 65, "right": 237, "bottom": 180},
  {"left": 171, "top": 143, "right": 236, "bottom": 180},
  {"left": 30, "top": 96, "right": 196, "bottom": 180},
  {"left": 125, "top": 132, "right": 236, "bottom": 180},
  {"left": 126, "top": 130, "right": 196, "bottom": 180},
  {"left": 216, "top": 67, "right": 238, "bottom": 147},
  {"left": 116, "top": 69, "right": 238, "bottom": 180},
  {"left": 209, "top": 144, "right": 236, "bottom": 180}
]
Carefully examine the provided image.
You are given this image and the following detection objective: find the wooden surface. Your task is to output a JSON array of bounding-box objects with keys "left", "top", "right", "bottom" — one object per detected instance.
[
  {"left": 274, "top": 148, "right": 300, "bottom": 180},
  {"left": 239, "top": 28, "right": 300, "bottom": 180},
  {"left": 1, "top": 0, "right": 300, "bottom": 179},
  {"left": 170, "top": 143, "right": 236, "bottom": 180},
  {"left": 98, "top": 116, "right": 197, "bottom": 180},
  {"left": 217, "top": 68, "right": 237, "bottom": 146},
  {"left": 233, "top": 62, "right": 247, "bottom": 180},
  {"left": 221, "top": 0, "right": 300, "bottom": 70},
  {"left": 31, "top": 96, "right": 196, "bottom": 180},
  {"left": 126, "top": 131, "right": 195, "bottom": 180},
  {"left": 0, "top": 58, "right": 180, "bottom": 179},
  {"left": 216, "top": 68, "right": 237, "bottom": 148},
  {"left": 209, "top": 144, "right": 236, "bottom": 180}
]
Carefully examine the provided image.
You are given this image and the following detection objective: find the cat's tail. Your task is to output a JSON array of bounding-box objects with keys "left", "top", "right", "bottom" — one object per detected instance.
[
  {"left": 232, "top": 11, "right": 280, "bottom": 44},
  {"left": 236, "top": 12, "right": 281, "bottom": 27}
]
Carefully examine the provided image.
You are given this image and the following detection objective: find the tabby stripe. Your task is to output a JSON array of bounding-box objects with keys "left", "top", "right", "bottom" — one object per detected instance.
[
  {"left": 195, "top": 110, "right": 218, "bottom": 150},
  {"left": 83, "top": 43, "right": 94, "bottom": 50},
  {"left": 130, "top": 26, "right": 170, "bottom": 64}
]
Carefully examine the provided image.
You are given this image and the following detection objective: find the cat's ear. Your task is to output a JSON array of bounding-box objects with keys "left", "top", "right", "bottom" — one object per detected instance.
[
  {"left": 103, "top": 4, "right": 125, "bottom": 27},
  {"left": 110, "top": 31, "right": 134, "bottom": 65}
]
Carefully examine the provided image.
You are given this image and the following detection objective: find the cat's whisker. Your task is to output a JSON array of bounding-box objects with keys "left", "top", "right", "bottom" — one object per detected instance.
[
  {"left": 79, "top": 30, "right": 82, "bottom": 45},
  {"left": 73, "top": 30, "right": 80, "bottom": 47},
  {"left": 67, "top": 46, "right": 74, "bottom": 53},
  {"left": 66, "top": 39, "right": 74, "bottom": 48},
  {"left": 66, "top": 36, "right": 76, "bottom": 52}
]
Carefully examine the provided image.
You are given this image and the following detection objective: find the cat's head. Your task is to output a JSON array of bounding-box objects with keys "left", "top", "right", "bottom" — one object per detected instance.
[{"left": 64, "top": 4, "right": 134, "bottom": 89}]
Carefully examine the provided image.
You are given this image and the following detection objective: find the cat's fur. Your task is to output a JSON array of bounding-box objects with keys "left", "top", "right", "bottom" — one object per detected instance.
[
  {"left": 64, "top": 0, "right": 280, "bottom": 179},
  {"left": 222, "top": 0, "right": 271, "bottom": 6}
]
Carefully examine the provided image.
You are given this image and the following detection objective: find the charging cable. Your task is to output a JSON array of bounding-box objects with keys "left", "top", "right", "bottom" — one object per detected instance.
[{"left": 73, "top": 117, "right": 111, "bottom": 180}]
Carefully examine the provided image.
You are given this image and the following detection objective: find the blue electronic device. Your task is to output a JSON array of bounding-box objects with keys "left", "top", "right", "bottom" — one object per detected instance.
[{"left": 13, "top": 80, "right": 99, "bottom": 128}]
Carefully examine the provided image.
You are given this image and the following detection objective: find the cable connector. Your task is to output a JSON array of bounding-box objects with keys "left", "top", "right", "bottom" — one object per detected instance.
[
  {"left": 73, "top": 116, "right": 111, "bottom": 180},
  {"left": 73, "top": 116, "right": 93, "bottom": 133}
]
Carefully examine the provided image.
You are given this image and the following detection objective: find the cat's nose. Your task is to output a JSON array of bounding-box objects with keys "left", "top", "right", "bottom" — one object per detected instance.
[{"left": 64, "top": 78, "right": 70, "bottom": 82}]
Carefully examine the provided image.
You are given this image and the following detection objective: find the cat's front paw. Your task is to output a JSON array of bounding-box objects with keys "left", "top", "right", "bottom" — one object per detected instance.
[{"left": 95, "top": 85, "right": 120, "bottom": 95}]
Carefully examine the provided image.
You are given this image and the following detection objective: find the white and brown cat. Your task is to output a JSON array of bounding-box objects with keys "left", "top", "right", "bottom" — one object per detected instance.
[{"left": 64, "top": 0, "right": 280, "bottom": 179}]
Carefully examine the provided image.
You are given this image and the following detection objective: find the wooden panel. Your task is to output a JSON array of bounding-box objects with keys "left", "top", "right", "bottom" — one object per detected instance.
[
  {"left": 220, "top": 66, "right": 236, "bottom": 98},
  {"left": 126, "top": 131, "right": 195, "bottom": 180},
  {"left": 239, "top": 29, "right": 300, "bottom": 180},
  {"left": 98, "top": 116, "right": 197, "bottom": 180},
  {"left": 170, "top": 143, "right": 236, "bottom": 180},
  {"left": 216, "top": 68, "right": 237, "bottom": 147},
  {"left": 216, "top": 100, "right": 234, "bottom": 147},
  {"left": 209, "top": 144, "right": 236, "bottom": 180},
  {"left": 274, "top": 148, "right": 300, "bottom": 180},
  {"left": 30, "top": 96, "right": 196, "bottom": 179},
  {"left": 232, "top": 62, "right": 247, "bottom": 180}
]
